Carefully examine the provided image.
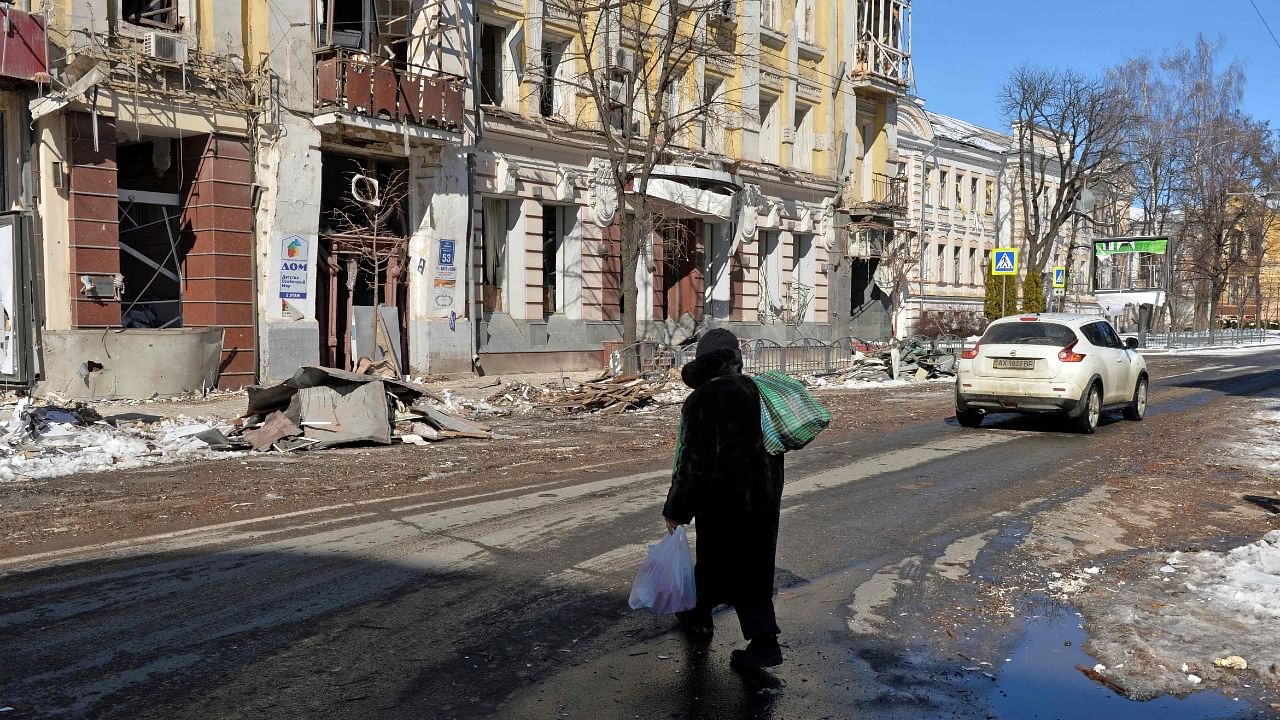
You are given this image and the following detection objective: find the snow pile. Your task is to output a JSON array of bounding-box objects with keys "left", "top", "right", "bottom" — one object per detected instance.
[
  {"left": 0, "top": 401, "right": 241, "bottom": 481},
  {"left": 1176, "top": 531, "right": 1280, "bottom": 622},
  {"left": 1071, "top": 533, "right": 1280, "bottom": 699}
]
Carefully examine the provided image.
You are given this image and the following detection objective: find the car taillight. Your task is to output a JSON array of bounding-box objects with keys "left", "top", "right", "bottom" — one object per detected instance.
[
  {"left": 961, "top": 343, "right": 980, "bottom": 360},
  {"left": 1058, "top": 340, "right": 1086, "bottom": 362}
]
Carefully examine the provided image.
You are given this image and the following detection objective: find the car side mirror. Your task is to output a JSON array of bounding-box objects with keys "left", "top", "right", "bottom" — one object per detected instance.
[{"left": 1125, "top": 337, "right": 1139, "bottom": 350}]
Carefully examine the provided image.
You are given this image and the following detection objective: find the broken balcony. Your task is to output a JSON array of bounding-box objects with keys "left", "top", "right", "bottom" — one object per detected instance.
[
  {"left": 851, "top": 173, "right": 907, "bottom": 217},
  {"left": 315, "top": 48, "right": 465, "bottom": 132}
]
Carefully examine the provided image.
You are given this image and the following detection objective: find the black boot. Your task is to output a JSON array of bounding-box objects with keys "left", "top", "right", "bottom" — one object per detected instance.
[
  {"left": 676, "top": 609, "right": 714, "bottom": 641},
  {"left": 729, "top": 637, "right": 783, "bottom": 670}
]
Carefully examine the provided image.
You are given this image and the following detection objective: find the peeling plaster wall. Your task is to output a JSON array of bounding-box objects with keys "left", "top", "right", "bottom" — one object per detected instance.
[
  {"left": 35, "top": 113, "right": 71, "bottom": 330},
  {"left": 255, "top": 116, "right": 323, "bottom": 381},
  {"left": 409, "top": 147, "right": 473, "bottom": 375}
]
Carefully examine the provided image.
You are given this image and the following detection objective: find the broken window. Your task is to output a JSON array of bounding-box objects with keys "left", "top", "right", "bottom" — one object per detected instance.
[
  {"left": 761, "top": 0, "right": 780, "bottom": 30},
  {"left": 539, "top": 38, "right": 572, "bottom": 119},
  {"left": 116, "top": 138, "right": 185, "bottom": 329},
  {"left": 796, "top": 0, "right": 815, "bottom": 43},
  {"left": 701, "top": 77, "right": 724, "bottom": 153},
  {"left": 758, "top": 229, "right": 781, "bottom": 313},
  {"left": 316, "top": 1, "right": 410, "bottom": 61},
  {"left": 792, "top": 103, "right": 813, "bottom": 171},
  {"left": 479, "top": 24, "right": 505, "bottom": 106},
  {"left": 759, "top": 94, "right": 779, "bottom": 163},
  {"left": 541, "top": 203, "right": 562, "bottom": 317},
  {"left": 122, "top": 0, "right": 178, "bottom": 30},
  {"left": 482, "top": 198, "right": 511, "bottom": 313}
]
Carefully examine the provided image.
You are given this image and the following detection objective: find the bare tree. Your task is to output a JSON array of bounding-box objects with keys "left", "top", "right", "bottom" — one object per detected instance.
[
  {"left": 872, "top": 229, "right": 920, "bottom": 338},
  {"left": 1000, "top": 66, "right": 1133, "bottom": 310},
  {"left": 1159, "top": 37, "right": 1276, "bottom": 330},
  {"left": 328, "top": 166, "right": 411, "bottom": 372},
  {"left": 540, "top": 0, "right": 747, "bottom": 348}
]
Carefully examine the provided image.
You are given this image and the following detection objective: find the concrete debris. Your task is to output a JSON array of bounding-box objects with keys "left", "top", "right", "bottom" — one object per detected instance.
[
  {"left": 239, "top": 366, "right": 495, "bottom": 451},
  {"left": 487, "top": 374, "right": 685, "bottom": 415},
  {"left": 806, "top": 339, "right": 959, "bottom": 387},
  {"left": 0, "top": 397, "right": 239, "bottom": 481}
]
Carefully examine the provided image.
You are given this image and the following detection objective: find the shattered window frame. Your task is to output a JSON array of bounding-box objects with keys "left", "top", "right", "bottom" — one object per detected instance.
[{"left": 121, "top": 0, "right": 180, "bottom": 31}]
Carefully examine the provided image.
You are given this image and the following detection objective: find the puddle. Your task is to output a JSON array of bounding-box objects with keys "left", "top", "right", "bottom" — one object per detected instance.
[{"left": 990, "top": 600, "right": 1249, "bottom": 720}]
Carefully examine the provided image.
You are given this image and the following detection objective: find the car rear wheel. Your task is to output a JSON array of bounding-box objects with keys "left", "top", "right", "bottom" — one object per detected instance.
[
  {"left": 1071, "top": 383, "right": 1101, "bottom": 434},
  {"left": 956, "top": 408, "right": 985, "bottom": 428},
  {"left": 1123, "top": 376, "right": 1148, "bottom": 421}
]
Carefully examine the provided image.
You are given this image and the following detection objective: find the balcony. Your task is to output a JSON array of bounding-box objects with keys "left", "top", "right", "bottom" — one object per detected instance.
[
  {"left": 0, "top": 6, "right": 48, "bottom": 83},
  {"left": 850, "top": 39, "right": 910, "bottom": 96},
  {"left": 315, "top": 49, "right": 465, "bottom": 133},
  {"left": 851, "top": 173, "right": 907, "bottom": 217}
]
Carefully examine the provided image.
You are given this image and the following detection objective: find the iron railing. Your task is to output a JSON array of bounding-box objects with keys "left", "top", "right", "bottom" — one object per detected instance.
[
  {"left": 609, "top": 334, "right": 974, "bottom": 377},
  {"left": 1141, "top": 328, "right": 1273, "bottom": 349},
  {"left": 314, "top": 48, "right": 465, "bottom": 130}
]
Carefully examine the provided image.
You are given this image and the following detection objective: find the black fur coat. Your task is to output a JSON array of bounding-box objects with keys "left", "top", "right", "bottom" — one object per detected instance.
[{"left": 663, "top": 348, "right": 785, "bottom": 608}]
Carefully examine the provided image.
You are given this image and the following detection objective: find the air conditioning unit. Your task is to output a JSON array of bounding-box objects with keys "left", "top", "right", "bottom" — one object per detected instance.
[
  {"left": 144, "top": 32, "right": 188, "bottom": 64},
  {"left": 613, "top": 48, "right": 635, "bottom": 75},
  {"left": 710, "top": 0, "right": 736, "bottom": 23}
]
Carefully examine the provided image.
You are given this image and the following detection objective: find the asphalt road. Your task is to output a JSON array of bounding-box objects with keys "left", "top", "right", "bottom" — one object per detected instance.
[{"left": 3, "top": 348, "right": 1279, "bottom": 719}]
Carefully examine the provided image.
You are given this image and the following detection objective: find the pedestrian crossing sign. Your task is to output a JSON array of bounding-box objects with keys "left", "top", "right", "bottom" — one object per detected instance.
[
  {"left": 1053, "top": 266, "right": 1066, "bottom": 288},
  {"left": 992, "top": 248, "right": 1018, "bottom": 276}
]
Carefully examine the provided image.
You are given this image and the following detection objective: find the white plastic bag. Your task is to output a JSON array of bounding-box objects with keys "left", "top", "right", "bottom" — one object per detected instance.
[{"left": 628, "top": 526, "right": 697, "bottom": 614}]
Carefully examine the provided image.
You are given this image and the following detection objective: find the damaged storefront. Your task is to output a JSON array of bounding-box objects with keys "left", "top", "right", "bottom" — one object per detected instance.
[
  {"left": 255, "top": 0, "right": 470, "bottom": 381},
  {"left": 0, "top": 6, "right": 46, "bottom": 391},
  {"left": 28, "top": 4, "right": 255, "bottom": 398}
]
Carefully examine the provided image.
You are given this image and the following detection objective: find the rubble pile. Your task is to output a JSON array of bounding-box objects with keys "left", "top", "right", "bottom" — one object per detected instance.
[
  {"left": 807, "top": 338, "right": 958, "bottom": 387},
  {"left": 0, "top": 398, "right": 238, "bottom": 481},
  {"left": 0, "top": 366, "right": 505, "bottom": 481},
  {"left": 487, "top": 373, "right": 688, "bottom": 415},
  {"left": 236, "top": 366, "right": 494, "bottom": 452}
]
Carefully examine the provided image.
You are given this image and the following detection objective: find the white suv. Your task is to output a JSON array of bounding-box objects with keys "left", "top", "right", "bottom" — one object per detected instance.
[{"left": 955, "top": 313, "right": 1149, "bottom": 433}]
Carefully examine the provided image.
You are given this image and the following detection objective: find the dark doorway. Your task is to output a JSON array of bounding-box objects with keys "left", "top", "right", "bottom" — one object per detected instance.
[
  {"left": 849, "top": 258, "right": 891, "bottom": 338},
  {"left": 317, "top": 153, "right": 410, "bottom": 371}
]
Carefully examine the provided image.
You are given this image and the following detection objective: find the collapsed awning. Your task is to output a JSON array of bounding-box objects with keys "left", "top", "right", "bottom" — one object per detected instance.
[{"left": 630, "top": 178, "right": 735, "bottom": 221}]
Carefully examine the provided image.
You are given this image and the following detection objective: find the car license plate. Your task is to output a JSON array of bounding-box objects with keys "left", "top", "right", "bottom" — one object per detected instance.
[{"left": 993, "top": 358, "right": 1035, "bottom": 370}]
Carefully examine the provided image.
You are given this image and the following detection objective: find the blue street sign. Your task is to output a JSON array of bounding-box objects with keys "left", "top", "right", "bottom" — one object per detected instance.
[{"left": 992, "top": 248, "right": 1018, "bottom": 276}]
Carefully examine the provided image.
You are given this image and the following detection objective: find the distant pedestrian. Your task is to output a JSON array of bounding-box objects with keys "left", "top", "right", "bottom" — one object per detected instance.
[{"left": 663, "top": 328, "right": 786, "bottom": 670}]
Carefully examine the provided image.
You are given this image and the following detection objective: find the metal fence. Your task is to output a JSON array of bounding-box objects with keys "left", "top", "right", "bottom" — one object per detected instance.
[
  {"left": 610, "top": 335, "right": 973, "bottom": 377},
  {"left": 1141, "top": 328, "right": 1274, "bottom": 349}
]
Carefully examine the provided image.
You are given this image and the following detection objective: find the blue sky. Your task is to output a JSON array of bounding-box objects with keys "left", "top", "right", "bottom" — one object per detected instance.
[{"left": 911, "top": 1, "right": 1280, "bottom": 134}]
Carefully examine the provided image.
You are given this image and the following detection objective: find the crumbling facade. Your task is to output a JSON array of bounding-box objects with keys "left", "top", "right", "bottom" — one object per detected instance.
[
  {"left": 27, "top": 0, "right": 257, "bottom": 395},
  {"left": 11, "top": 0, "right": 921, "bottom": 394},
  {"left": 468, "top": 0, "right": 914, "bottom": 372},
  {"left": 249, "top": 0, "right": 470, "bottom": 380}
]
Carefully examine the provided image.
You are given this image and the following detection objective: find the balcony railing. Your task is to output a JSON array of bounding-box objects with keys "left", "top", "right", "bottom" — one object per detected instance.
[
  {"left": 315, "top": 49, "right": 465, "bottom": 132},
  {"left": 856, "top": 173, "right": 907, "bottom": 212},
  {"left": 852, "top": 39, "right": 910, "bottom": 87}
]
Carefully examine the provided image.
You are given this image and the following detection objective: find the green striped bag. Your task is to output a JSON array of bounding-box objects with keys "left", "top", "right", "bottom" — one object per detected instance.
[{"left": 753, "top": 370, "right": 831, "bottom": 455}]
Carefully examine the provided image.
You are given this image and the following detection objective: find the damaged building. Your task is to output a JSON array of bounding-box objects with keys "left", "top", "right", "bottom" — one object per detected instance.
[
  {"left": 25, "top": 0, "right": 256, "bottom": 397},
  {"left": 4, "top": 0, "right": 924, "bottom": 396},
  {"left": 254, "top": 0, "right": 469, "bottom": 380}
]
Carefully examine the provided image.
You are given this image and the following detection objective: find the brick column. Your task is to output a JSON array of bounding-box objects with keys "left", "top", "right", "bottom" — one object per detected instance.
[
  {"left": 180, "top": 135, "right": 256, "bottom": 389},
  {"left": 67, "top": 112, "right": 119, "bottom": 327}
]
